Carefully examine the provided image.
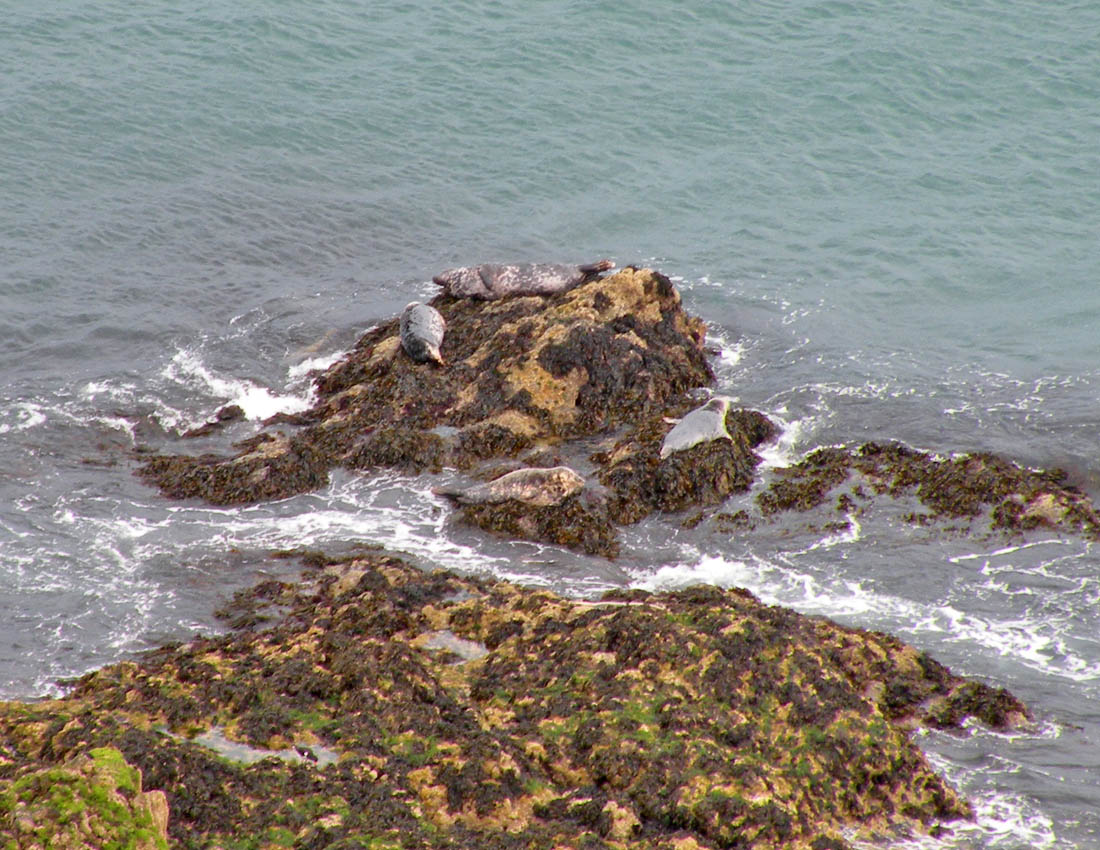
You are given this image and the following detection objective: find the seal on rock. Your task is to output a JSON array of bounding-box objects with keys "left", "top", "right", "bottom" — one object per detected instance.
[
  {"left": 399, "top": 302, "right": 446, "bottom": 366},
  {"left": 435, "top": 466, "right": 585, "bottom": 507},
  {"left": 432, "top": 259, "right": 615, "bottom": 300},
  {"left": 660, "top": 397, "right": 733, "bottom": 459}
]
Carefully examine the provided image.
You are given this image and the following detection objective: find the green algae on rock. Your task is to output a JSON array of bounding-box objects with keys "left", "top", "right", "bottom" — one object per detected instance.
[
  {"left": 0, "top": 746, "right": 168, "bottom": 850},
  {"left": 136, "top": 268, "right": 713, "bottom": 507},
  {"left": 0, "top": 551, "right": 1027, "bottom": 850}
]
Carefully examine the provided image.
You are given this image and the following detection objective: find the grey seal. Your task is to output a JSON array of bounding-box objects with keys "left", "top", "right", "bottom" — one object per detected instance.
[
  {"left": 660, "top": 398, "right": 733, "bottom": 459},
  {"left": 399, "top": 302, "right": 446, "bottom": 366},
  {"left": 432, "top": 259, "right": 615, "bottom": 300},
  {"left": 435, "top": 466, "right": 585, "bottom": 507}
]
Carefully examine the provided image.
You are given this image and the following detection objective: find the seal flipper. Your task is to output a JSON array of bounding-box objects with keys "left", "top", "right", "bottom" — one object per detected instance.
[{"left": 432, "top": 486, "right": 465, "bottom": 504}]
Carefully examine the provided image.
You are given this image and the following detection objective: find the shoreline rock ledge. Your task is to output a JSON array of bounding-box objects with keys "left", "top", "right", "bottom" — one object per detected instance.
[{"left": 0, "top": 551, "right": 1028, "bottom": 849}]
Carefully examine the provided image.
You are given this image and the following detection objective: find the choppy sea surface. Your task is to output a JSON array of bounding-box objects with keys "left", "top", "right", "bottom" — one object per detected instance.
[{"left": 3, "top": 1, "right": 1099, "bottom": 846}]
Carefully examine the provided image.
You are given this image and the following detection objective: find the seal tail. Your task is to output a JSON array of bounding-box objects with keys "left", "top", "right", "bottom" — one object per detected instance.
[
  {"left": 578, "top": 259, "right": 615, "bottom": 275},
  {"left": 431, "top": 486, "right": 465, "bottom": 504}
]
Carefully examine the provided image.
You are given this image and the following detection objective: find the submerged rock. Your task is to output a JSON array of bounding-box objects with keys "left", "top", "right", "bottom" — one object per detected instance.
[{"left": 0, "top": 551, "right": 1028, "bottom": 850}]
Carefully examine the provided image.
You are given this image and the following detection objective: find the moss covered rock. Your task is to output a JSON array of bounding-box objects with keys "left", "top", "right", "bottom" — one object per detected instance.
[
  {"left": 0, "top": 551, "right": 1027, "bottom": 850},
  {"left": 0, "top": 746, "right": 168, "bottom": 850}
]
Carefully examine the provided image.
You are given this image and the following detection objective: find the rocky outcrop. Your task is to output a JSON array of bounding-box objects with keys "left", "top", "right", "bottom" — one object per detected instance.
[
  {"left": 597, "top": 407, "right": 778, "bottom": 524},
  {"left": 759, "top": 441, "right": 1100, "bottom": 538},
  {"left": 136, "top": 268, "right": 781, "bottom": 554},
  {"left": 138, "top": 267, "right": 714, "bottom": 503},
  {"left": 0, "top": 551, "right": 1027, "bottom": 850},
  {"left": 14, "top": 265, "right": 1086, "bottom": 847},
  {"left": 135, "top": 267, "right": 1100, "bottom": 551}
]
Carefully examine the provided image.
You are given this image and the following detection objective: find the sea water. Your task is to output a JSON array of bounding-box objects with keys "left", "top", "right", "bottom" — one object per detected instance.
[{"left": 2, "top": 1, "right": 1099, "bottom": 846}]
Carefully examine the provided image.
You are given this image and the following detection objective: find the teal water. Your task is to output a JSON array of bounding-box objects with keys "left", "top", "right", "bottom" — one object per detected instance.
[{"left": 2, "top": 2, "right": 1100, "bottom": 846}]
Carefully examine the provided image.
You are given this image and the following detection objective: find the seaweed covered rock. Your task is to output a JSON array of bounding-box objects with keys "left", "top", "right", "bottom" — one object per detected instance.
[
  {"left": 0, "top": 551, "right": 1027, "bottom": 850},
  {"left": 0, "top": 747, "right": 168, "bottom": 850},
  {"left": 598, "top": 406, "right": 778, "bottom": 524},
  {"left": 437, "top": 466, "right": 619, "bottom": 556},
  {"left": 459, "top": 491, "right": 619, "bottom": 557},
  {"left": 758, "top": 440, "right": 1100, "bottom": 539},
  {"left": 137, "top": 267, "right": 712, "bottom": 506}
]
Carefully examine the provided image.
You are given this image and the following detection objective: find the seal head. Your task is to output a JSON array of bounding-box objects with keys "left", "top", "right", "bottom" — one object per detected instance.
[
  {"left": 399, "top": 302, "right": 446, "bottom": 366},
  {"left": 435, "top": 466, "right": 585, "bottom": 507},
  {"left": 660, "top": 398, "right": 733, "bottom": 459},
  {"left": 433, "top": 259, "right": 615, "bottom": 300}
]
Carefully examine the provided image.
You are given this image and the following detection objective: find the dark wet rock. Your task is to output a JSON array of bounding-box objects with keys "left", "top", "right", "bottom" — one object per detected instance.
[
  {"left": 0, "top": 551, "right": 1027, "bottom": 850},
  {"left": 458, "top": 492, "right": 619, "bottom": 558},
  {"left": 137, "top": 434, "right": 330, "bottom": 506},
  {"left": 923, "top": 681, "right": 1028, "bottom": 731},
  {"left": 758, "top": 446, "right": 853, "bottom": 516},
  {"left": 181, "top": 403, "right": 245, "bottom": 438},
  {"left": 345, "top": 425, "right": 450, "bottom": 474}
]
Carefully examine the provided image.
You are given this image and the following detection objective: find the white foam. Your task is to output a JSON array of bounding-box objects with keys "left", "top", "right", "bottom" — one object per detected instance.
[
  {"left": 631, "top": 550, "right": 896, "bottom": 621},
  {"left": 631, "top": 544, "right": 1100, "bottom": 683},
  {"left": 82, "top": 377, "right": 192, "bottom": 432},
  {"left": 911, "top": 605, "right": 1100, "bottom": 683},
  {"left": 0, "top": 402, "right": 47, "bottom": 434},
  {"left": 911, "top": 749, "right": 1060, "bottom": 850},
  {"left": 287, "top": 350, "right": 343, "bottom": 381},
  {"left": 754, "top": 413, "right": 812, "bottom": 471},
  {"left": 950, "top": 539, "right": 1079, "bottom": 565},
  {"left": 706, "top": 325, "right": 746, "bottom": 372},
  {"left": 157, "top": 471, "right": 518, "bottom": 581},
  {"left": 81, "top": 380, "right": 135, "bottom": 402},
  {"left": 162, "top": 348, "right": 314, "bottom": 423}
]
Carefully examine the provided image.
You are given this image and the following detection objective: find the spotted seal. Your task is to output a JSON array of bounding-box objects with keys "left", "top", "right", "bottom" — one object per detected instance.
[
  {"left": 435, "top": 466, "right": 585, "bottom": 507},
  {"left": 660, "top": 398, "right": 733, "bottom": 459},
  {"left": 399, "top": 302, "right": 446, "bottom": 366},
  {"left": 432, "top": 259, "right": 615, "bottom": 300}
]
